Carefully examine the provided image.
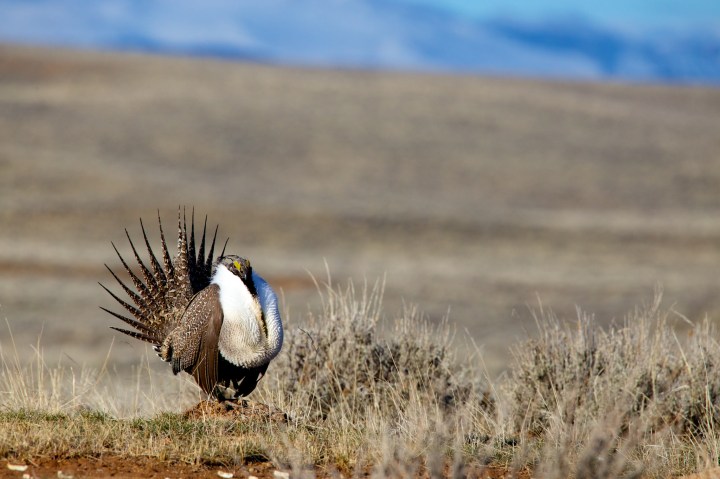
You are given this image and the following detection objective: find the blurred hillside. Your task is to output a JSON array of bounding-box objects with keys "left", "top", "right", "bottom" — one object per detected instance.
[{"left": 1, "top": 45, "right": 719, "bottom": 375}]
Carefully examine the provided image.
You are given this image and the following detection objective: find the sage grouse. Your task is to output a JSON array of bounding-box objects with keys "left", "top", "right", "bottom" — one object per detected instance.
[{"left": 100, "top": 210, "right": 283, "bottom": 400}]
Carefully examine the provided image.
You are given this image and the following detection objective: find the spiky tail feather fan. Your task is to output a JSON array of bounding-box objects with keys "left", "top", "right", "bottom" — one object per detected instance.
[{"left": 100, "top": 208, "right": 227, "bottom": 347}]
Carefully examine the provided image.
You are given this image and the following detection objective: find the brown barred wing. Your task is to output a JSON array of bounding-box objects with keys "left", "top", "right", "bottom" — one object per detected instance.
[{"left": 160, "top": 284, "right": 223, "bottom": 393}]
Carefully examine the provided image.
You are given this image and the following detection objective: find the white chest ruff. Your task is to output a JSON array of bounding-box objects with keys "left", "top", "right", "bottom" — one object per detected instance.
[{"left": 212, "top": 266, "right": 283, "bottom": 368}]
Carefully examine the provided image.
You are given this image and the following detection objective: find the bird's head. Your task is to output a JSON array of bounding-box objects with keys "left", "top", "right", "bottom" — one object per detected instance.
[{"left": 217, "top": 255, "right": 253, "bottom": 285}]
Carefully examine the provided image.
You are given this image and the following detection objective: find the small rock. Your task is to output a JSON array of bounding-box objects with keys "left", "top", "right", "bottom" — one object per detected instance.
[
  {"left": 7, "top": 464, "right": 28, "bottom": 472},
  {"left": 273, "top": 471, "right": 290, "bottom": 479},
  {"left": 217, "top": 471, "right": 233, "bottom": 478},
  {"left": 57, "top": 471, "right": 74, "bottom": 479}
]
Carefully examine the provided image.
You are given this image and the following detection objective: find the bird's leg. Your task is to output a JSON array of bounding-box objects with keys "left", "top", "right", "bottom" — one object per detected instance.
[{"left": 222, "top": 397, "right": 249, "bottom": 411}]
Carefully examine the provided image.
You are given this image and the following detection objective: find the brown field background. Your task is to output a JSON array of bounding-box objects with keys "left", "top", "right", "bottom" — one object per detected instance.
[{"left": 1, "top": 44, "right": 719, "bottom": 377}]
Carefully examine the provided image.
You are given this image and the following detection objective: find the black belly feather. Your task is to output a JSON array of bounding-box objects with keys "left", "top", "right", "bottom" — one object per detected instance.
[{"left": 213, "top": 354, "right": 269, "bottom": 400}]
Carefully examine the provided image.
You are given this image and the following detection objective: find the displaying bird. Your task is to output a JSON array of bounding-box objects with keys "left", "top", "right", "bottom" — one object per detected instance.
[{"left": 100, "top": 210, "right": 283, "bottom": 401}]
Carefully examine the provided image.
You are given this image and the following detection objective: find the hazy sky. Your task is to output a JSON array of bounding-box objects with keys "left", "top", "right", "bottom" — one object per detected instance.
[{"left": 404, "top": 0, "right": 720, "bottom": 28}]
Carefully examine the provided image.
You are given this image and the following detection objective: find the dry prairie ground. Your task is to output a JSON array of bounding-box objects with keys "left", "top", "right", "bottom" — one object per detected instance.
[
  {"left": 1, "top": 44, "right": 720, "bottom": 379},
  {"left": 3, "top": 280, "right": 720, "bottom": 478}
]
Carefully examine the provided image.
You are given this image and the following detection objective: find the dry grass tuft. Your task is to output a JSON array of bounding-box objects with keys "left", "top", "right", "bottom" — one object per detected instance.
[
  {"left": 506, "top": 290, "right": 720, "bottom": 477},
  {"left": 509, "top": 292, "right": 720, "bottom": 438},
  {"left": 272, "top": 277, "right": 487, "bottom": 420},
  {"left": 2, "top": 279, "right": 720, "bottom": 477}
]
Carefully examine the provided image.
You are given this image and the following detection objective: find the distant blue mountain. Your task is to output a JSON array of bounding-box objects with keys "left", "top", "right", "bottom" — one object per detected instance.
[
  {"left": 0, "top": 0, "right": 718, "bottom": 84},
  {"left": 485, "top": 16, "right": 720, "bottom": 83}
]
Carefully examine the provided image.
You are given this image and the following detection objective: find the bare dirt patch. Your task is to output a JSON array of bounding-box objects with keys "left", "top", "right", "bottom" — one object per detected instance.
[
  {"left": 1, "top": 458, "right": 529, "bottom": 479},
  {"left": 2, "top": 457, "right": 280, "bottom": 479}
]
